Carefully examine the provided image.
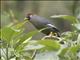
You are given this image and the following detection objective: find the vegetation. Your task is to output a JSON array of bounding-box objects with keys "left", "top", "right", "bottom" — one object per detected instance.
[{"left": 0, "top": 14, "right": 80, "bottom": 60}]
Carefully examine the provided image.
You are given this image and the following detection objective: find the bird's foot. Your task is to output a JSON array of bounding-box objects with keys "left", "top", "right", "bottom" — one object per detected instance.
[
  {"left": 42, "top": 32, "right": 61, "bottom": 40},
  {"left": 42, "top": 32, "right": 65, "bottom": 44}
]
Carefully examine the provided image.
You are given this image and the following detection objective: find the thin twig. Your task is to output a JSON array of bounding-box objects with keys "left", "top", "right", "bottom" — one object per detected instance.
[
  {"left": 31, "top": 49, "right": 37, "bottom": 60},
  {"left": 6, "top": 44, "right": 9, "bottom": 60}
]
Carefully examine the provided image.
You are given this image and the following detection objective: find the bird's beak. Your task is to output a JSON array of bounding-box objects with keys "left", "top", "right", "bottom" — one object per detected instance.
[
  {"left": 23, "top": 17, "right": 30, "bottom": 23},
  {"left": 24, "top": 17, "right": 28, "bottom": 21}
]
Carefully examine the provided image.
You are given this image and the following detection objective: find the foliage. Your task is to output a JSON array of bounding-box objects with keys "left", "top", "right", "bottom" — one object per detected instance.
[{"left": 0, "top": 15, "right": 80, "bottom": 60}]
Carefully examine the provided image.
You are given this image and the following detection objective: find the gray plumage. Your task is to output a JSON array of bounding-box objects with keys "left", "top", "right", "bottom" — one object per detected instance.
[{"left": 26, "top": 14, "right": 60, "bottom": 37}]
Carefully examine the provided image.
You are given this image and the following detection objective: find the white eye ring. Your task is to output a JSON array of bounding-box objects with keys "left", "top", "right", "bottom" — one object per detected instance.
[{"left": 30, "top": 15, "right": 33, "bottom": 18}]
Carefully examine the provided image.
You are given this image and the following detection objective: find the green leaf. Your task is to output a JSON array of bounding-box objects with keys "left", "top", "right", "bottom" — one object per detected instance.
[
  {"left": 0, "top": 27, "right": 21, "bottom": 43},
  {"left": 58, "top": 48, "right": 69, "bottom": 58},
  {"left": 37, "top": 40, "right": 60, "bottom": 51},
  {"left": 70, "top": 45, "right": 80, "bottom": 54},
  {"left": 25, "top": 40, "right": 44, "bottom": 50},
  {"left": 61, "top": 31, "right": 78, "bottom": 41},
  {"left": 59, "top": 45, "right": 80, "bottom": 59},
  {"left": 15, "top": 30, "right": 39, "bottom": 50},
  {"left": 12, "top": 20, "right": 28, "bottom": 29},
  {"left": 51, "top": 15, "right": 79, "bottom": 24},
  {"left": 14, "top": 37, "right": 32, "bottom": 53}
]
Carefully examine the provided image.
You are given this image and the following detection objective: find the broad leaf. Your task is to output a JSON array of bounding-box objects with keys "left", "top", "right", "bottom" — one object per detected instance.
[
  {"left": 37, "top": 40, "right": 60, "bottom": 51},
  {"left": 70, "top": 45, "right": 80, "bottom": 54},
  {"left": 58, "top": 48, "right": 69, "bottom": 58},
  {"left": 14, "top": 30, "right": 40, "bottom": 50},
  {"left": 51, "top": 15, "right": 79, "bottom": 24},
  {"left": 12, "top": 20, "right": 28, "bottom": 29},
  {"left": 25, "top": 40, "right": 44, "bottom": 50},
  {"left": 0, "top": 27, "right": 21, "bottom": 43}
]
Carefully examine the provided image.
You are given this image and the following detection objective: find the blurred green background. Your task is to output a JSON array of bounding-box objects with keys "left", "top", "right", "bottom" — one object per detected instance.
[{"left": 1, "top": 0, "right": 80, "bottom": 39}]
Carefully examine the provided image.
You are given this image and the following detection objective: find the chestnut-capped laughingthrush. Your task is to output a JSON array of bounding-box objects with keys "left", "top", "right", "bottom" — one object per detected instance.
[{"left": 26, "top": 13, "right": 60, "bottom": 37}]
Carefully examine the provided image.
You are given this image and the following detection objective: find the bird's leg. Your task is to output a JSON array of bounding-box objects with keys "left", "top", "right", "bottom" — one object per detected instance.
[
  {"left": 42, "top": 32, "right": 60, "bottom": 40},
  {"left": 48, "top": 32, "right": 58, "bottom": 37},
  {"left": 42, "top": 32, "right": 65, "bottom": 44},
  {"left": 48, "top": 32, "right": 53, "bottom": 37}
]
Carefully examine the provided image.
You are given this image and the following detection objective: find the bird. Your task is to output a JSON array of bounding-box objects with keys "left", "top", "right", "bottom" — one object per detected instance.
[{"left": 25, "top": 13, "right": 60, "bottom": 37}]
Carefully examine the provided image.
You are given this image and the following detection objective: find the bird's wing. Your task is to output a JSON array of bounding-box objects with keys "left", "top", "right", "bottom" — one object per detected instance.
[
  {"left": 46, "top": 24, "right": 60, "bottom": 32},
  {"left": 45, "top": 24, "right": 60, "bottom": 37},
  {"left": 47, "top": 24, "right": 57, "bottom": 28}
]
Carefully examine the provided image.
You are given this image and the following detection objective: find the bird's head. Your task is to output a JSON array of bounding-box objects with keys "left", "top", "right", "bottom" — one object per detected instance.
[{"left": 25, "top": 13, "right": 34, "bottom": 20}]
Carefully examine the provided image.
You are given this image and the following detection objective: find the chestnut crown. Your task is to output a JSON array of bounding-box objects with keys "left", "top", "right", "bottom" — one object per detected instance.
[{"left": 26, "top": 13, "right": 34, "bottom": 20}]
